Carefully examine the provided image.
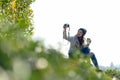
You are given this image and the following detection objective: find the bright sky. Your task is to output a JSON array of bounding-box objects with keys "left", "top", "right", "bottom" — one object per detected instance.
[{"left": 31, "top": 0, "right": 120, "bottom": 67}]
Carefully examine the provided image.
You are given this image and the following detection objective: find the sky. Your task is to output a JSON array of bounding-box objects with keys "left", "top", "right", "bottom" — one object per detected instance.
[{"left": 31, "top": 0, "right": 120, "bottom": 67}]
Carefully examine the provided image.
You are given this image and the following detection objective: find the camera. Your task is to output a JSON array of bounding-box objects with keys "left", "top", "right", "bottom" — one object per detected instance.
[{"left": 63, "top": 24, "right": 69, "bottom": 28}]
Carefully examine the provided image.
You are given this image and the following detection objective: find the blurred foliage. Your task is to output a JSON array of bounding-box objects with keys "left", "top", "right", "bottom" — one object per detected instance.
[
  {"left": 0, "top": 0, "right": 35, "bottom": 39},
  {"left": 105, "top": 68, "right": 120, "bottom": 79},
  {"left": 0, "top": 0, "right": 115, "bottom": 80}
]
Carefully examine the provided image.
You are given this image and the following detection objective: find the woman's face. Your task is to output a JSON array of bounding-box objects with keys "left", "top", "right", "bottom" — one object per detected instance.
[{"left": 77, "top": 30, "right": 83, "bottom": 37}]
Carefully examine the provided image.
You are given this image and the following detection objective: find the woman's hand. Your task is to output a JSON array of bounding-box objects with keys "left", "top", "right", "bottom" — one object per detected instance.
[{"left": 87, "top": 38, "right": 91, "bottom": 45}]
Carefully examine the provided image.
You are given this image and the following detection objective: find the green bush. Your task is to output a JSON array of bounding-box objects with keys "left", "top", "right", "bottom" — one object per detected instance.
[
  {"left": 0, "top": 38, "right": 113, "bottom": 80},
  {"left": 105, "top": 68, "right": 120, "bottom": 79}
]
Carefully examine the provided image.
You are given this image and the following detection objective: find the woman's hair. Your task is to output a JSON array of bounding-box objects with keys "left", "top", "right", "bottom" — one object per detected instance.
[
  {"left": 78, "top": 36, "right": 84, "bottom": 46},
  {"left": 78, "top": 28, "right": 87, "bottom": 46}
]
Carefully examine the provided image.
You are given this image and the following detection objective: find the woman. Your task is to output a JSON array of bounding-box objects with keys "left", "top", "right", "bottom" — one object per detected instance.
[{"left": 63, "top": 24, "right": 101, "bottom": 71}]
